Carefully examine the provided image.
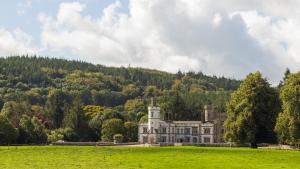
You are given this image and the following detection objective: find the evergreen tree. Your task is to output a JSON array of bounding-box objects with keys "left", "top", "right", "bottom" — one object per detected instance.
[
  {"left": 46, "top": 90, "right": 72, "bottom": 128},
  {"left": 275, "top": 71, "right": 300, "bottom": 145}
]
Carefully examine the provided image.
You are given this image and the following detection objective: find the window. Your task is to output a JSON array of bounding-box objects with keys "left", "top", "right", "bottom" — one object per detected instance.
[
  {"left": 143, "top": 136, "right": 148, "bottom": 143},
  {"left": 143, "top": 127, "right": 148, "bottom": 134},
  {"left": 171, "top": 127, "right": 174, "bottom": 133},
  {"left": 176, "top": 128, "right": 180, "bottom": 134},
  {"left": 172, "top": 136, "right": 175, "bottom": 143},
  {"left": 151, "top": 127, "right": 153, "bottom": 133},
  {"left": 204, "top": 137, "right": 211, "bottom": 143},
  {"left": 192, "top": 127, "right": 198, "bottom": 135},
  {"left": 180, "top": 128, "right": 184, "bottom": 134},
  {"left": 151, "top": 112, "right": 154, "bottom": 117},
  {"left": 184, "top": 128, "right": 191, "bottom": 135},
  {"left": 161, "top": 136, "right": 167, "bottom": 142},
  {"left": 162, "top": 127, "right": 167, "bottom": 133},
  {"left": 204, "top": 128, "right": 211, "bottom": 134},
  {"left": 193, "top": 137, "right": 198, "bottom": 143},
  {"left": 184, "top": 137, "right": 190, "bottom": 143}
]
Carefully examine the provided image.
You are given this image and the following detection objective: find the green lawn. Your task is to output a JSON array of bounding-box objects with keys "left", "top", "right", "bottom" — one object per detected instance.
[{"left": 0, "top": 146, "right": 299, "bottom": 169}]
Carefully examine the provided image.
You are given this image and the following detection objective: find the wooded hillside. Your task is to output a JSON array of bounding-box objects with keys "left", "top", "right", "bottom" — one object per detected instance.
[{"left": 0, "top": 56, "right": 240, "bottom": 144}]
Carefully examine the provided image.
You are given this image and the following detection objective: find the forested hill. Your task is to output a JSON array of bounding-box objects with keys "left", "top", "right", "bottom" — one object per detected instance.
[
  {"left": 0, "top": 56, "right": 240, "bottom": 143},
  {"left": 0, "top": 56, "right": 239, "bottom": 90}
]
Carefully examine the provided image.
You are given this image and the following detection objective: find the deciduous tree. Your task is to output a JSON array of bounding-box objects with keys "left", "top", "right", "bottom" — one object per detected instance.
[{"left": 224, "top": 72, "right": 280, "bottom": 148}]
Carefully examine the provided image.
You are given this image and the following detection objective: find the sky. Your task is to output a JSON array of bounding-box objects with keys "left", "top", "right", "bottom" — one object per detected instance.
[{"left": 1, "top": 0, "right": 300, "bottom": 83}]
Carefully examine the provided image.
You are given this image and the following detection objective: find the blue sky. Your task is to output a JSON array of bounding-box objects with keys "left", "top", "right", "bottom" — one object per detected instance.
[
  {"left": 0, "top": 0, "right": 128, "bottom": 59},
  {"left": 0, "top": 0, "right": 300, "bottom": 83}
]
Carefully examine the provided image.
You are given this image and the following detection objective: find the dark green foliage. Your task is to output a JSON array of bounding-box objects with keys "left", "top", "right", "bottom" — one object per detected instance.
[
  {"left": 46, "top": 90, "right": 72, "bottom": 128},
  {"left": 275, "top": 72, "right": 300, "bottom": 145},
  {"left": 0, "top": 115, "right": 18, "bottom": 144},
  {"left": 0, "top": 98, "right": 3, "bottom": 110},
  {"left": 124, "top": 121, "right": 138, "bottom": 142},
  {"left": 224, "top": 72, "right": 280, "bottom": 147}
]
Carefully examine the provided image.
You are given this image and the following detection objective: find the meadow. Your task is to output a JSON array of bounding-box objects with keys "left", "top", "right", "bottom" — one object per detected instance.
[{"left": 0, "top": 146, "right": 299, "bottom": 169}]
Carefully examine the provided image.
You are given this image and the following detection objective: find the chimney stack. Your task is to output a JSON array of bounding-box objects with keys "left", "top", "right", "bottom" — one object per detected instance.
[{"left": 204, "top": 105, "right": 208, "bottom": 122}]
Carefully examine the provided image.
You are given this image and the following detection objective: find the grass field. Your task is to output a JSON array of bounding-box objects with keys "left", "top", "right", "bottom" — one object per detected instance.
[{"left": 0, "top": 146, "right": 299, "bottom": 169}]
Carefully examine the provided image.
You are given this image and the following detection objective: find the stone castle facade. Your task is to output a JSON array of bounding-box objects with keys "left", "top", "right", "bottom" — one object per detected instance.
[{"left": 138, "top": 100, "right": 227, "bottom": 144}]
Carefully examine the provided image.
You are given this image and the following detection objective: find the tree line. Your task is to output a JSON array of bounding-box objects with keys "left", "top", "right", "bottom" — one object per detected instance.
[
  {"left": 0, "top": 56, "right": 238, "bottom": 145},
  {"left": 224, "top": 69, "right": 300, "bottom": 148}
]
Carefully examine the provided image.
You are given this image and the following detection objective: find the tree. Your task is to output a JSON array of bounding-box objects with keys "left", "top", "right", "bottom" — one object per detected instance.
[
  {"left": 124, "top": 121, "right": 138, "bottom": 142},
  {"left": 101, "top": 118, "right": 124, "bottom": 142},
  {"left": 0, "top": 115, "right": 18, "bottom": 145},
  {"left": 46, "top": 90, "right": 72, "bottom": 128},
  {"left": 278, "top": 68, "right": 291, "bottom": 88},
  {"left": 80, "top": 89, "right": 93, "bottom": 105},
  {"left": 47, "top": 129, "right": 64, "bottom": 143},
  {"left": 0, "top": 98, "right": 4, "bottom": 110},
  {"left": 83, "top": 105, "right": 104, "bottom": 119},
  {"left": 19, "top": 115, "right": 47, "bottom": 144},
  {"left": 124, "top": 99, "right": 146, "bottom": 121},
  {"left": 63, "top": 97, "right": 92, "bottom": 141},
  {"left": 1, "top": 101, "right": 31, "bottom": 128},
  {"left": 275, "top": 72, "right": 300, "bottom": 145},
  {"left": 224, "top": 72, "right": 280, "bottom": 148}
]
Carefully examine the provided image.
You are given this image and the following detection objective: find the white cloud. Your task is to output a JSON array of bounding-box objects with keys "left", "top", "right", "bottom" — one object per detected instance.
[
  {"left": 0, "top": 28, "right": 37, "bottom": 56},
  {"left": 39, "top": 0, "right": 300, "bottom": 83}
]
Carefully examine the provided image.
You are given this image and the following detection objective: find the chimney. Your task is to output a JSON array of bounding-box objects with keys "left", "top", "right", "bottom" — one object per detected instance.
[{"left": 204, "top": 105, "right": 210, "bottom": 122}]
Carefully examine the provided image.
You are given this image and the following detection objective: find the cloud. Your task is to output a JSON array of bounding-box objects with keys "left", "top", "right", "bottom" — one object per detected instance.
[
  {"left": 0, "top": 28, "right": 37, "bottom": 56},
  {"left": 38, "top": 0, "right": 300, "bottom": 83}
]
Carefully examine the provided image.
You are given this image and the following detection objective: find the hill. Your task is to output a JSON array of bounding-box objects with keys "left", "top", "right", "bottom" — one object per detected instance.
[{"left": 0, "top": 56, "right": 240, "bottom": 143}]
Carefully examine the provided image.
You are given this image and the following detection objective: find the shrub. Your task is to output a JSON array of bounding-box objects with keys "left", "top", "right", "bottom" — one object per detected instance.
[{"left": 113, "top": 134, "right": 124, "bottom": 143}]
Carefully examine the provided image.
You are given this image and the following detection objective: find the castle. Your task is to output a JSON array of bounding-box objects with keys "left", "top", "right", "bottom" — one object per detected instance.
[{"left": 138, "top": 99, "right": 227, "bottom": 144}]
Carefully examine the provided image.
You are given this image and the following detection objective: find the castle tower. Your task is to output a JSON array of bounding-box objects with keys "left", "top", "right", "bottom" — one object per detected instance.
[{"left": 148, "top": 97, "right": 160, "bottom": 144}]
